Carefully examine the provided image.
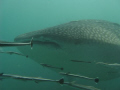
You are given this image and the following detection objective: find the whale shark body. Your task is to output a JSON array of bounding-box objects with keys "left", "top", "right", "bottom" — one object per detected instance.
[{"left": 14, "top": 20, "right": 120, "bottom": 80}]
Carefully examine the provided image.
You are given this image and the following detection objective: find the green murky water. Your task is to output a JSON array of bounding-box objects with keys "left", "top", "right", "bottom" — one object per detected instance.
[{"left": 1, "top": 0, "right": 120, "bottom": 90}]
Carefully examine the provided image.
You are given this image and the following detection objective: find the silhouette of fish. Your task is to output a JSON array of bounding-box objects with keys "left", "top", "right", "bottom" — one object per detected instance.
[
  {"left": 0, "top": 38, "right": 33, "bottom": 48},
  {"left": 40, "top": 63, "right": 64, "bottom": 70},
  {"left": 0, "top": 51, "right": 28, "bottom": 58},
  {"left": 14, "top": 20, "right": 120, "bottom": 80}
]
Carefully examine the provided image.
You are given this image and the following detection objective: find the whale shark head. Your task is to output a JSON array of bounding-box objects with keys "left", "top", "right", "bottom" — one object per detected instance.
[{"left": 14, "top": 20, "right": 120, "bottom": 80}]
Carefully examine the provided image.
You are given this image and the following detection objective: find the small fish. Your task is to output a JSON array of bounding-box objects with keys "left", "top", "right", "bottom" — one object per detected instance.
[
  {"left": 96, "top": 62, "right": 120, "bottom": 66},
  {"left": 64, "top": 82, "right": 101, "bottom": 90},
  {"left": 40, "top": 63, "right": 64, "bottom": 70},
  {"left": 1, "top": 73, "right": 64, "bottom": 84},
  {"left": 96, "top": 62, "right": 120, "bottom": 69},
  {"left": 1, "top": 73, "right": 100, "bottom": 89},
  {"left": 60, "top": 72, "right": 99, "bottom": 83},
  {"left": 71, "top": 60, "right": 91, "bottom": 63},
  {"left": 0, "top": 51, "right": 28, "bottom": 58},
  {"left": 35, "top": 78, "right": 64, "bottom": 84},
  {"left": 0, "top": 37, "right": 33, "bottom": 49}
]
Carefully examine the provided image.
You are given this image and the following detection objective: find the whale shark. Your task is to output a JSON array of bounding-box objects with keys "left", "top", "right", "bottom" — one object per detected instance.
[{"left": 14, "top": 20, "right": 120, "bottom": 80}]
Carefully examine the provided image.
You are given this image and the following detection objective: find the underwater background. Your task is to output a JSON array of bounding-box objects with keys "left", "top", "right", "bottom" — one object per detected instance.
[{"left": 1, "top": 0, "right": 120, "bottom": 90}]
